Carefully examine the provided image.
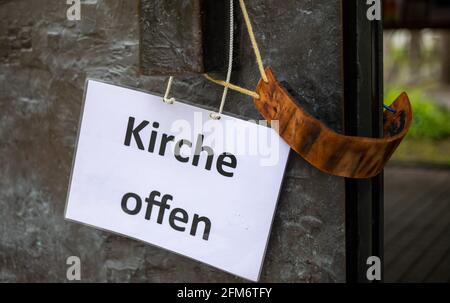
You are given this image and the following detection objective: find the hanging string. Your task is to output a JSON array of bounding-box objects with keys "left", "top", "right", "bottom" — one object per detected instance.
[
  {"left": 163, "top": 76, "right": 175, "bottom": 104},
  {"left": 203, "top": 0, "right": 267, "bottom": 98},
  {"left": 205, "top": 74, "right": 259, "bottom": 99},
  {"left": 210, "top": 0, "right": 235, "bottom": 120},
  {"left": 238, "top": 0, "right": 268, "bottom": 83}
]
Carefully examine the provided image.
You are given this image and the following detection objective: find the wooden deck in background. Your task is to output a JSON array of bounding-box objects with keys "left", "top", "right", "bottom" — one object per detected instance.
[{"left": 384, "top": 165, "right": 450, "bottom": 283}]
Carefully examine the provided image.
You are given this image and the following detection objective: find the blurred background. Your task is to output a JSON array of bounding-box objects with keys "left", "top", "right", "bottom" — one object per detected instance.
[{"left": 383, "top": 0, "right": 450, "bottom": 283}]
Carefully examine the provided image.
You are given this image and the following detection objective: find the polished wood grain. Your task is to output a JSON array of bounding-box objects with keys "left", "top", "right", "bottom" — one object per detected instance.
[{"left": 254, "top": 67, "right": 413, "bottom": 179}]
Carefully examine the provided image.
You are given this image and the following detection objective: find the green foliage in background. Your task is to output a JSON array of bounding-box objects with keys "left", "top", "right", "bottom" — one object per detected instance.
[{"left": 385, "top": 88, "right": 450, "bottom": 140}]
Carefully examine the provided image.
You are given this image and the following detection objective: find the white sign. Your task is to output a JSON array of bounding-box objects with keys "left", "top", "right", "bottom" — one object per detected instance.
[{"left": 65, "top": 80, "right": 290, "bottom": 281}]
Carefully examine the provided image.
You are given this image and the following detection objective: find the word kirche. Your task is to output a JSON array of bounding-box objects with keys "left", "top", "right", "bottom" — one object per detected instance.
[{"left": 124, "top": 117, "right": 237, "bottom": 177}]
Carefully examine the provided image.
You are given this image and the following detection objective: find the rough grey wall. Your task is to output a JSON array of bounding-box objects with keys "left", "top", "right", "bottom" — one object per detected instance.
[
  {"left": 0, "top": 0, "right": 345, "bottom": 282},
  {"left": 140, "top": 0, "right": 206, "bottom": 75}
]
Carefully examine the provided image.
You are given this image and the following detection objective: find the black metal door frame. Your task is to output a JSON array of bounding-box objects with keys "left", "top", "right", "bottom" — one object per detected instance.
[{"left": 342, "top": 0, "right": 384, "bottom": 283}]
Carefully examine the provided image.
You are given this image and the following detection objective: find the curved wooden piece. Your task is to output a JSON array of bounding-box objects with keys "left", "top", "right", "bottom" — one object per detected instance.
[{"left": 254, "top": 67, "right": 413, "bottom": 179}]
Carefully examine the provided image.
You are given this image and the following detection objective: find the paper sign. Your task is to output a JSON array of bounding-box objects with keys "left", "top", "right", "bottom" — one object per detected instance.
[{"left": 65, "top": 80, "right": 290, "bottom": 281}]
